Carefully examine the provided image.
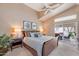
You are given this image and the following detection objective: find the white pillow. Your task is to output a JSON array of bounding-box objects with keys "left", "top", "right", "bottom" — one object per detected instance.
[
  {"left": 30, "top": 32, "right": 42, "bottom": 37},
  {"left": 30, "top": 32, "right": 35, "bottom": 37},
  {"left": 36, "top": 32, "right": 42, "bottom": 37}
]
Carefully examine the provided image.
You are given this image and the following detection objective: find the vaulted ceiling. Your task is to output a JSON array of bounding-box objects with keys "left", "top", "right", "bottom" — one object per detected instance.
[
  {"left": 25, "top": 3, "right": 62, "bottom": 12},
  {"left": 25, "top": 3, "right": 76, "bottom": 21}
]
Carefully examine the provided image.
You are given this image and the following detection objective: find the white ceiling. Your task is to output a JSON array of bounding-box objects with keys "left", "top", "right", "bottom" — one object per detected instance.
[
  {"left": 39, "top": 3, "right": 75, "bottom": 21},
  {"left": 25, "top": 3, "right": 76, "bottom": 21},
  {"left": 25, "top": 3, "right": 62, "bottom": 12},
  {"left": 24, "top": 3, "right": 44, "bottom": 11}
]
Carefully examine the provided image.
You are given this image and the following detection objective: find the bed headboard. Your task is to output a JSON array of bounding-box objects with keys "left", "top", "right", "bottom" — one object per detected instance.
[{"left": 22, "top": 30, "right": 39, "bottom": 37}]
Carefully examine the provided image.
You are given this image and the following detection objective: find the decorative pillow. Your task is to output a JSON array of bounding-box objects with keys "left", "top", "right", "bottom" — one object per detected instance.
[
  {"left": 30, "top": 32, "right": 42, "bottom": 37},
  {"left": 34, "top": 33, "right": 38, "bottom": 37},
  {"left": 36, "top": 32, "right": 42, "bottom": 37},
  {"left": 30, "top": 32, "right": 35, "bottom": 37}
]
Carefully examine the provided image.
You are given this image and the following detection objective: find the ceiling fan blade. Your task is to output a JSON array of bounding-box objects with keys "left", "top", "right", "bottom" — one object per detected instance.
[
  {"left": 44, "top": 9, "right": 49, "bottom": 15},
  {"left": 49, "top": 4, "right": 62, "bottom": 9}
]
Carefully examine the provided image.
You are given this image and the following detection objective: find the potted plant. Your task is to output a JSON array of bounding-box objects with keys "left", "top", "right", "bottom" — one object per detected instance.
[
  {"left": 69, "top": 32, "right": 76, "bottom": 39},
  {"left": 0, "top": 34, "right": 10, "bottom": 56}
]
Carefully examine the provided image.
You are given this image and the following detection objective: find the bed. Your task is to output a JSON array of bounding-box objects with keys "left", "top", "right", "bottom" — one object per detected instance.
[{"left": 22, "top": 31, "right": 58, "bottom": 56}]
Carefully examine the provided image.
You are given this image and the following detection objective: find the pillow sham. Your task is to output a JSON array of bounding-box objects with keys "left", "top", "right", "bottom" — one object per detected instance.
[
  {"left": 30, "top": 32, "right": 42, "bottom": 37},
  {"left": 30, "top": 32, "right": 35, "bottom": 37},
  {"left": 34, "top": 33, "right": 38, "bottom": 37}
]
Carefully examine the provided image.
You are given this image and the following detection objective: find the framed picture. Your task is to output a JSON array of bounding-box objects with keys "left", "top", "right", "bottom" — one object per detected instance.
[
  {"left": 32, "top": 22, "right": 37, "bottom": 30},
  {"left": 23, "top": 21, "right": 31, "bottom": 31}
]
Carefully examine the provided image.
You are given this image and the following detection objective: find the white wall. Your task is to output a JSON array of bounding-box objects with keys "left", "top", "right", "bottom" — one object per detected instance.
[{"left": 0, "top": 4, "right": 39, "bottom": 35}]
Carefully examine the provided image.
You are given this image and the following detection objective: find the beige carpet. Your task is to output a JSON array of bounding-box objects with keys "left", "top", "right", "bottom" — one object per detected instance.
[
  {"left": 49, "top": 42, "right": 79, "bottom": 56},
  {"left": 5, "top": 47, "right": 33, "bottom": 56},
  {"left": 4, "top": 41, "right": 79, "bottom": 56}
]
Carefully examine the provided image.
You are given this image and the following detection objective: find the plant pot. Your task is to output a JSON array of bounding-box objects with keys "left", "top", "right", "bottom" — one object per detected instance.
[{"left": 0, "top": 48, "right": 8, "bottom": 56}]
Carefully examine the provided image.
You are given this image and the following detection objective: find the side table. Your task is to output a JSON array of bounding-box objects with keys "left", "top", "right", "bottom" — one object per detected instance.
[{"left": 9, "top": 38, "right": 23, "bottom": 51}]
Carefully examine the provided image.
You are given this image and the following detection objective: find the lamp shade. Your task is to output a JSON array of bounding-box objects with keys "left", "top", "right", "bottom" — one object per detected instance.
[{"left": 39, "top": 26, "right": 43, "bottom": 33}]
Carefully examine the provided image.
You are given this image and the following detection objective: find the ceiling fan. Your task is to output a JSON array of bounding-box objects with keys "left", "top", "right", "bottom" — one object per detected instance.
[{"left": 41, "top": 3, "right": 62, "bottom": 15}]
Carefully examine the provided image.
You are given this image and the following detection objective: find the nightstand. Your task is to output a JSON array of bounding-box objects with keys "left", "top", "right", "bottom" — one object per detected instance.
[{"left": 9, "top": 38, "right": 23, "bottom": 51}]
